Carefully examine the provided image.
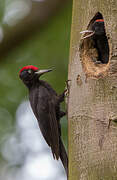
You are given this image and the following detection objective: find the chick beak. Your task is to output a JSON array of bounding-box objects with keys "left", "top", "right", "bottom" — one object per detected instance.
[
  {"left": 80, "top": 30, "right": 95, "bottom": 39},
  {"left": 35, "top": 69, "right": 53, "bottom": 76}
]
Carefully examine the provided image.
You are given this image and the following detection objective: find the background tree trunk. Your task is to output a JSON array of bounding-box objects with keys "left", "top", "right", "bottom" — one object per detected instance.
[{"left": 68, "top": 0, "right": 117, "bottom": 179}]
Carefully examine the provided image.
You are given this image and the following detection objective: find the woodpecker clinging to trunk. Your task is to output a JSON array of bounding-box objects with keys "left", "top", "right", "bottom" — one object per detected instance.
[
  {"left": 19, "top": 65, "right": 68, "bottom": 175},
  {"left": 80, "top": 19, "right": 109, "bottom": 64}
]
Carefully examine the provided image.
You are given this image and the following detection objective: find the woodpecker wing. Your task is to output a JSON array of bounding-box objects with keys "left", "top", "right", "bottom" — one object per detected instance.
[
  {"left": 30, "top": 85, "right": 60, "bottom": 160},
  {"left": 37, "top": 98, "right": 60, "bottom": 159},
  {"left": 48, "top": 100, "right": 60, "bottom": 159}
]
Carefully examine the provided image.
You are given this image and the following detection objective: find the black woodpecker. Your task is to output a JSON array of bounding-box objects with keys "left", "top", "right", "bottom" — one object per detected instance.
[
  {"left": 19, "top": 65, "right": 68, "bottom": 175},
  {"left": 81, "top": 19, "right": 109, "bottom": 64}
]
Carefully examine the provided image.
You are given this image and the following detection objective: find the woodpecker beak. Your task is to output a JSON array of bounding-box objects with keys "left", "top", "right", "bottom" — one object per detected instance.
[
  {"left": 80, "top": 30, "right": 95, "bottom": 39},
  {"left": 35, "top": 69, "right": 53, "bottom": 76}
]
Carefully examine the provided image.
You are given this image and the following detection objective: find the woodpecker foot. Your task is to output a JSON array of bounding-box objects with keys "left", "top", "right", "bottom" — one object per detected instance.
[
  {"left": 65, "top": 80, "right": 71, "bottom": 97},
  {"left": 58, "top": 90, "right": 67, "bottom": 103},
  {"left": 58, "top": 80, "right": 71, "bottom": 104}
]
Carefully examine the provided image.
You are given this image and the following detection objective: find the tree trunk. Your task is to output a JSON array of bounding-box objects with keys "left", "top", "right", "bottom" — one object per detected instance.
[{"left": 68, "top": 0, "right": 117, "bottom": 179}]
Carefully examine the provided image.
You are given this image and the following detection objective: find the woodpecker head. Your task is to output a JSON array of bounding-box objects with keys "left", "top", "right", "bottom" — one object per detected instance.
[
  {"left": 80, "top": 19, "right": 105, "bottom": 39},
  {"left": 92, "top": 19, "right": 105, "bottom": 35},
  {"left": 19, "top": 65, "right": 52, "bottom": 87}
]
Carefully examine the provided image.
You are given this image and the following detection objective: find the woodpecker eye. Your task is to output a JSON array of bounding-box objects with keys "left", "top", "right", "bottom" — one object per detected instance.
[{"left": 28, "top": 69, "right": 32, "bottom": 74}]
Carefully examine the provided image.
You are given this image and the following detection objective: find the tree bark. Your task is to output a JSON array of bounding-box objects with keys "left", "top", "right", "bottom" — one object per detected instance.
[{"left": 68, "top": 0, "right": 117, "bottom": 179}]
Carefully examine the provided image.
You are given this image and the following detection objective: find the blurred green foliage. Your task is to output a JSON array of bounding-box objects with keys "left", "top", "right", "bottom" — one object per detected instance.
[{"left": 0, "top": 1, "right": 72, "bottom": 151}]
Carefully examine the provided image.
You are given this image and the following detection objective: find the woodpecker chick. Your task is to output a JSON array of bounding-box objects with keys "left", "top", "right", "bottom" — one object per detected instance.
[
  {"left": 19, "top": 65, "right": 68, "bottom": 174},
  {"left": 81, "top": 19, "right": 109, "bottom": 64}
]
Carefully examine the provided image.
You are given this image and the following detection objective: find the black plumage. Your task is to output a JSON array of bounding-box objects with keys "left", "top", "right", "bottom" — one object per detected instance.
[
  {"left": 81, "top": 18, "right": 109, "bottom": 64},
  {"left": 91, "top": 20, "right": 109, "bottom": 64},
  {"left": 19, "top": 65, "right": 68, "bottom": 174}
]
